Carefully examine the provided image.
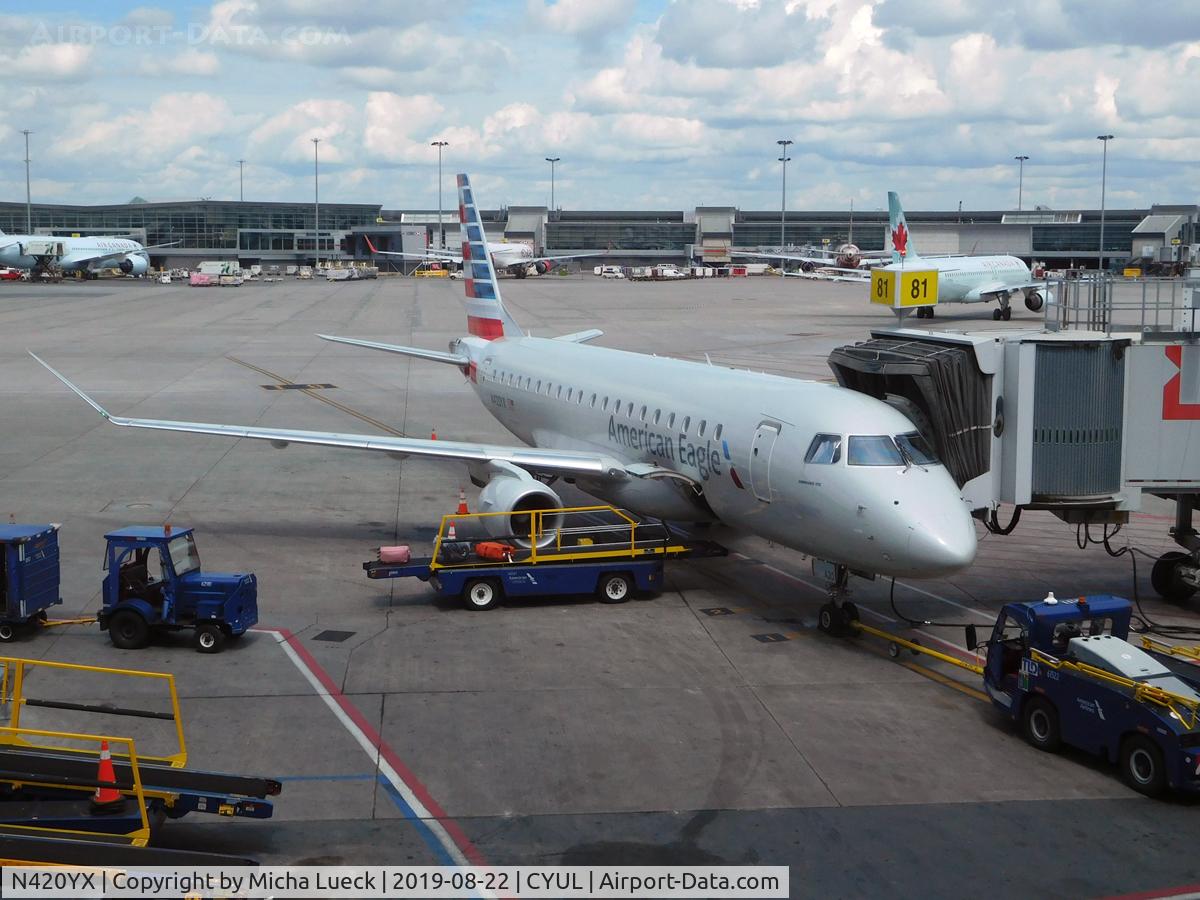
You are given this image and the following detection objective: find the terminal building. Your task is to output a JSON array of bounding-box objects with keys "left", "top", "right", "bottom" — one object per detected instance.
[{"left": 0, "top": 197, "right": 1195, "bottom": 272}]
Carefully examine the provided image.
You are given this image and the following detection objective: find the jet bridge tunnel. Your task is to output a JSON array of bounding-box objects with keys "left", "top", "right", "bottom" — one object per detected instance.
[{"left": 827, "top": 274, "right": 1200, "bottom": 603}]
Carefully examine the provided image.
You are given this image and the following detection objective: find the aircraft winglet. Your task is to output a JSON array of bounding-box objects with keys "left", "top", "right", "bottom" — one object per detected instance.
[{"left": 29, "top": 351, "right": 112, "bottom": 420}]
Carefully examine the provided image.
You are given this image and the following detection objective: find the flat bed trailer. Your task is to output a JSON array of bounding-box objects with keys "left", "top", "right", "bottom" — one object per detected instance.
[{"left": 365, "top": 506, "right": 726, "bottom": 610}]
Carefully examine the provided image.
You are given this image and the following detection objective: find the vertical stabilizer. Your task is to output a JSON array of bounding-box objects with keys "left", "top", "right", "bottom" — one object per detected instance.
[
  {"left": 457, "top": 174, "right": 522, "bottom": 339},
  {"left": 888, "top": 191, "right": 919, "bottom": 264}
]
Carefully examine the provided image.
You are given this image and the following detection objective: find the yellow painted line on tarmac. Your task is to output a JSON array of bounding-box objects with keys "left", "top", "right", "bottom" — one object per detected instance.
[
  {"left": 226, "top": 355, "right": 406, "bottom": 437},
  {"left": 898, "top": 659, "right": 990, "bottom": 703}
]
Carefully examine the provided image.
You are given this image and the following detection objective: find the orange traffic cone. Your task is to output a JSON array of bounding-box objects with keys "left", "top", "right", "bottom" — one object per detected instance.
[
  {"left": 457, "top": 487, "right": 469, "bottom": 516},
  {"left": 91, "top": 740, "right": 125, "bottom": 813},
  {"left": 446, "top": 522, "right": 457, "bottom": 542}
]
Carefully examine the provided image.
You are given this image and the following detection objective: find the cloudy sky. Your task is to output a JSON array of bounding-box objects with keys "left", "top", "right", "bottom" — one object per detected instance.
[{"left": 2, "top": 0, "right": 1197, "bottom": 212}]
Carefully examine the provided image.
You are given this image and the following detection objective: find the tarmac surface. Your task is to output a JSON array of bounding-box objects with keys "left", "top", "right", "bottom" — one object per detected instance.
[{"left": 1, "top": 272, "right": 1197, "bottom": 898}]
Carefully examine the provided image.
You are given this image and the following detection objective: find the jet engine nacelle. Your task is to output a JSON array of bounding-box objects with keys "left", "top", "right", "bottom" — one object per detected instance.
[
  {"left": 835, "top": 243, "right": 863, "bottom": 269},
  {"left": 534, "top": 261, "right": 551, "bottom": 275},
  {"left": 118, "top": 254, "right": 148, "bottom": 276},
  {"left": 477, "top": 472, "right": 564, "bottom": 547},
  {"left": 1024, "top": 289, "right": 1045, "bottom": 312}
]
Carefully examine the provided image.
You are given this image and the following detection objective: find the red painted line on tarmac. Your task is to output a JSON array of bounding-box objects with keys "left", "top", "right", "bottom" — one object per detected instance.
[
  {"left": 1098, "top": 883, "right": 1200, "bottom": 900},
  {"left": 269, "top": 627, "right": 489, "bottom": 867}
]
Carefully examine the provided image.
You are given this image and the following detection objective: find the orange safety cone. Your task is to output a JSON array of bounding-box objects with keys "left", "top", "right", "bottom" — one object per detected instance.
[
  {"left": 457, "top": 487, "right": 469, "bottom": 516},
  {"left": 446, "top": 522, "right": 457, "bottom": 542},
  {"left": 91, "top": 740, "right": 125, "bottom": 813}
]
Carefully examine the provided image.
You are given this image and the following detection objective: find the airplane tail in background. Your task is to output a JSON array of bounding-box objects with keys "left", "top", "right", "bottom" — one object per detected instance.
[
  {"left": 888, "top": 191, "right": 918, "bottom": 264},
  {"left": 457, "top": 173, "right": 522, "bottom": 340}
]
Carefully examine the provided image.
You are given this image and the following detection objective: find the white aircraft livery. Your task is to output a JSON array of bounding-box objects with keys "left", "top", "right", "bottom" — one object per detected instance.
[
  {"left": 883, "top": 192, "right": 1047, "bottom": 320},
  {"left": 0, "top": 229, "right": 175, "bottom": 278},
  {"left": 368, "top": 234, "right": 599, "bottom": 279},
  {"left": 33, "top": 174, "right": 977, "bottom": 592}
]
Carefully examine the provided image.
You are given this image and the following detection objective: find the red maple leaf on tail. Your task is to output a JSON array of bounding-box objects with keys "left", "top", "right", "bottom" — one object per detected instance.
[{"left": 892, "top": 222, "right": 908, "bottom": 256}]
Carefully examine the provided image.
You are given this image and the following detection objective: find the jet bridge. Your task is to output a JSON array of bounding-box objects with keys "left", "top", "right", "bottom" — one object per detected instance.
[{"left": 829, "top": 272, "right": 1200, "bottom": 601}]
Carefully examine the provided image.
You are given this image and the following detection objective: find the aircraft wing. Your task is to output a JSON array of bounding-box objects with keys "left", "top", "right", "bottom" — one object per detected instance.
[
  {"left": 363, "top": 237, "right": 463, "bottom": 264},
  {"left": 788, "top": 270, "right": 871, "bottom": 283},
  {"left": 30, "top": 353, "right": 631, "bottom": 482},
  {"left": 527, "top": 252, "right": 604, "bottom": 265},
  {"left": 964, "top": 280, "right": 1047, "bottom": 301}
]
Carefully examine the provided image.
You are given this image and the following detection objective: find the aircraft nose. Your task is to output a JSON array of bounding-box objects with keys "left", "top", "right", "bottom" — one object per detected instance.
[{"left": 906, "top": 507, "right": 977, "bottom": 576}]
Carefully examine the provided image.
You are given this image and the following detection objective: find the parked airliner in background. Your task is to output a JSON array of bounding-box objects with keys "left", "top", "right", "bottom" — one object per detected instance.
[
  {"left": 734, "top": 243, "right": 888, "bottom": 282},
  {"left": 32, "top": 173, "right": 977, "bottom": 612},
  {"left": 883, "top": 192, "right": 1047, "bottom": 320},
  {"left": 367, "top": 235, "right": 601, "bottom": 279},
  {"left": 0, "top": 229, "right": 177, "bottom": 278}
]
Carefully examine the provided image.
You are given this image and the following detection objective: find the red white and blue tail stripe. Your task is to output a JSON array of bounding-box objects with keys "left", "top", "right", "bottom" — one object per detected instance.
[{"left": 458, "top": 173, "right": 520, "bottom": 340}]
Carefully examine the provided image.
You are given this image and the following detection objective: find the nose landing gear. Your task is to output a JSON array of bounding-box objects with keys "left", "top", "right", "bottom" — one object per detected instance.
[{"left": 816, "top": 563, "right": 860, "bottom": 636}]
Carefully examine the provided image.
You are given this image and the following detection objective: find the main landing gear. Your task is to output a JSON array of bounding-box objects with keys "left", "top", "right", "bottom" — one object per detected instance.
[
  {"left": 992, "top": 303, "right": 1012, "bottom": 321},
  {"left": 816, "top": 563, "right": 860, "bottom": 636},
  {"left": 1150, "top": 497, "right": 1200, "bottom": 604},
  {"left": 914, "top": 306, "right": 935, "bottom": 319}
]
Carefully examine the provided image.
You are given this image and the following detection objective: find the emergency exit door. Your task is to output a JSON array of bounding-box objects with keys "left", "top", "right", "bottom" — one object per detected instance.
[{"left": 749, "top": 423, "right": 781, "bottom": 502}]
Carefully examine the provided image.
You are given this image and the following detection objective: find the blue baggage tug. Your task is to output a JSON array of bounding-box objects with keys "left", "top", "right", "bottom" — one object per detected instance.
[
  {"left": 972, "top": 595, "right": 1200, "bottom": 796},
  {"left": 100, "top": 526, "right": 258, "bottom": 653}
]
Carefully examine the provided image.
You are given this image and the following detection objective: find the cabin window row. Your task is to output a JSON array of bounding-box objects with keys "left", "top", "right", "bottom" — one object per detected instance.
[{"left": 486, "top": 368, "right": 724, "bottom": 441}]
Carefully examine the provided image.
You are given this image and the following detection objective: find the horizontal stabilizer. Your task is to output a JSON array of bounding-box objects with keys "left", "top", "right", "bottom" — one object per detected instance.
[
  {"left": 317, "top": 334, "right": 469, "bottom": 366},
  {"left": 553, "top": 329, "right": 604, "bottom": 344}
]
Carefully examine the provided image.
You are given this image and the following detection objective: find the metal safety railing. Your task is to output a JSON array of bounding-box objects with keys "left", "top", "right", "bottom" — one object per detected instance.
[
  {"left": 0, "top": 726, "right": 152, "bottom": 846},
  {"left": 0, "top": 657, "right": 186, "bottom": 768},
  {"left": 1141, "top": 636, "right": 1200, "bottom": 664},
  {"left": 429, "top": 505, "right": 686, "bottom": 571},
  {"left": 1043, "top": 272, "right": 1200, "bottom": 336},
  {"left": 1029, "top": 647, "right": 1200, "bottom": 730}
]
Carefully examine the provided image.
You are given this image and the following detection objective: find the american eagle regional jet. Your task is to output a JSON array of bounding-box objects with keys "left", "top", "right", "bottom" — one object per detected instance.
[{"left": 32, "top": 174, "right": 976, "bottom": 610}]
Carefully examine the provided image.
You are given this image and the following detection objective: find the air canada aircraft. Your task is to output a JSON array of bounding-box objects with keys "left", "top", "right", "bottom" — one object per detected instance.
[
  {"left": 32, "top": 174, "right": 976, "bottom": 606},
  {"left": 882, "top": 192, "right": 1048, "bottom": 321},
  {"left": 0, "top": 229, "right": 177, "bottom": 278}
]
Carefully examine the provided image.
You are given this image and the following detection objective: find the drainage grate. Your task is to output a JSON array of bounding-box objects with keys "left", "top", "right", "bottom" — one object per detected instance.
[
  {"left": 752, "top": 633, "right": 790, "bottom": 643},
  {"left": 312, "top": 630, "right": 355, "bottom": 643},
  {"left": 262, "top": 383, "right": 337, "bottom": 391}
]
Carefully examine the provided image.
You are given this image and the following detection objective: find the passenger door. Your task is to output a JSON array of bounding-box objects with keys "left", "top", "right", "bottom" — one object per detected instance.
[{"left": 749, "top": 423, "right": 781, "bottom": 502}]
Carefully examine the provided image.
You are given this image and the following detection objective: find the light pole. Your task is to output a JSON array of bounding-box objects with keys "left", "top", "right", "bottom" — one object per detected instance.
[
  {"left": 1014, "top": 155, "right": 1028, "bottom": 210},
  {"left": 1097, "top": 134, "right": 1113, "bottom": 272},
  {"left": 776, "top": 139, "right": 793, "bottom": 255},
  {"left": 21, "top": 130, "right": 32, "bottom": 234},
  {"left": 431, "top": 140, "right": 448, "bottom": 250},
  {"left": 237, "top": 159, "right": 245, "bottom": 202},
  {"left": 311, "top": 138, "right": 321, "bottom": 265},
  {"left": 545, "top": 157, "right": 560, "bottom": 212}
]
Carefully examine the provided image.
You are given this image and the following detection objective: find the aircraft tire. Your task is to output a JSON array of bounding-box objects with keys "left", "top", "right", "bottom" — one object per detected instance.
[
  {"left": 992, "top": 308, "right": 1002, "bottom": 320},
  {"left": 1002, "top": 307, "right": 1012, "bottom": 321}
]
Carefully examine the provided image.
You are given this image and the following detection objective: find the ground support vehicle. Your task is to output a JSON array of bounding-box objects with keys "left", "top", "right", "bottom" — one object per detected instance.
[
  {"left": 101, "top": 527, "right": 257, "bottom": 653},
  {"left": 0, "top": 525, "right": 66, "bottom": 642},
  {"left": 828, "top": 594, "right": 1200, "bottom": 797},
  {"left": 0, "top": 655, "right": 279, "bottom": 865},
  {"left": 365, "top": 506, "right": 726, "bottom": 610}
]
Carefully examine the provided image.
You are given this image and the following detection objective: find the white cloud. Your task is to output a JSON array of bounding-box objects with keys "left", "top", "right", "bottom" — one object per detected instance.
[
  {"left": 526, "top": 0, "right": 636, "bottom": 36},
  {"left": 363, "top": 93, "right": 449, "bottom": 162},
  {"left": 140, "top": 49, "right": 220, "bottom": 77},
  {"left": 0, "top": 42, "right": 93, "bottom": 80},
  {"left": 247, "top": 99, "right": 359, "bottom": 163},
  {"left": 53, "top": 93, "right": 238, "bottom": 162}
]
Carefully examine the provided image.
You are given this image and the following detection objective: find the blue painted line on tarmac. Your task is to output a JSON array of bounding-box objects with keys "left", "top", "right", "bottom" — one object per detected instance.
[{"left": 376, "top": 775, "right": 458, "bottom": 868}]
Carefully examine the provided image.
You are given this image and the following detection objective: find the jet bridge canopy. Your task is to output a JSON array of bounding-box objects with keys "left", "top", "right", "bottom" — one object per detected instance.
[{"left": 827, "top": 338, "right": 992, "bottom": 488}]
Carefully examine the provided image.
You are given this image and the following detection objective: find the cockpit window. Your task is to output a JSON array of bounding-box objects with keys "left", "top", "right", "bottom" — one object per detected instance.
[
  {"left": 847, "top": 435, "right": 904, "bottom": 466},
  {"left": 804, "top": 433, "right": 842, "bottom": 464},
  {"left": 895, "top": 432, "right": 939, "bottom": 465}
]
